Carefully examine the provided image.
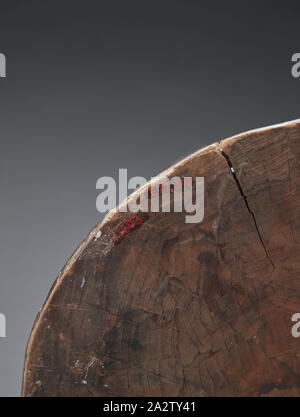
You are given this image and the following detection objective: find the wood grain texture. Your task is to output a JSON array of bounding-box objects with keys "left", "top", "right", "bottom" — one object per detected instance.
[{"left": 22, "top": 120, "right": 300, "bottom": 397}]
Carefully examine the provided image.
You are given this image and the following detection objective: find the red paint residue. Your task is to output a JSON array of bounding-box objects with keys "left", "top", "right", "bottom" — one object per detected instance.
[
  {"left": 110, "top": 214, "right": 149, "bottom": 247},
  {"left": 148, "top": 177, "right": 192, "bottom": 197}
]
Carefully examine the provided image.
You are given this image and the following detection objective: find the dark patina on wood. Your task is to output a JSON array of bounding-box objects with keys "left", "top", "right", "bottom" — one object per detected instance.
[{"left": 22, "top": 120, "right": 300, "bottom": 397}]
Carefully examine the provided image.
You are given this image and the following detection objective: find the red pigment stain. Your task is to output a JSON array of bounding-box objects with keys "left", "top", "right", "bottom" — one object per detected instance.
[
  {"left": 148, "top": 177, "right": 192, "bottom": 197},
  {"left": 110, "top": 214, "right": 149, "bottom": 247},
  {"left": 110, "top": 178, "right": 190, "bottom": 247}
]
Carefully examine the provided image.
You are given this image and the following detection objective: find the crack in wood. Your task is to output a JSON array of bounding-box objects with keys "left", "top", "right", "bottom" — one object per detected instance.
[{"left": 217, "top": 143, "right": 275, "bottom": 270}]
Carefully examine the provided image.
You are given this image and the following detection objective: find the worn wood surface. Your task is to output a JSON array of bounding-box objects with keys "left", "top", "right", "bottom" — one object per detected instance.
[{"left": 22, "top": 120, "right": 300, "bottom": 397}]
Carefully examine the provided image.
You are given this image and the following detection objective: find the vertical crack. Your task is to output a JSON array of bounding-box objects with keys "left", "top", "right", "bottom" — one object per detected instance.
[{"left": 217, "top": 143, "right": 275, "bottom": 270}]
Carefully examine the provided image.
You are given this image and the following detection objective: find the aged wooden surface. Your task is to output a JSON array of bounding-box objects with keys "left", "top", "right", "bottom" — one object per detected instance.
[{"left": 22, "top": 120, "right": 300, "bottom": 397}]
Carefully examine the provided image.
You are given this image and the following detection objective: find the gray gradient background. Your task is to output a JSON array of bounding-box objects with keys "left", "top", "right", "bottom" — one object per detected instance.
[{"left": 0, "top": 0, "right": 299, "bottom": 396}]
